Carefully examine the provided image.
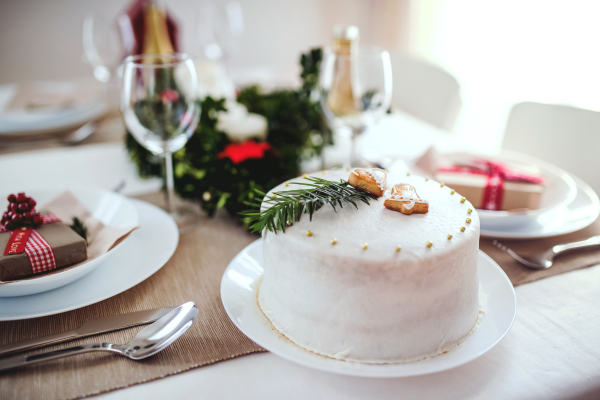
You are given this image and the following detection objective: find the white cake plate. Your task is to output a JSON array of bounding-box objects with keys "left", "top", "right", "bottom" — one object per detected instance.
[{"left": 221, "top": 239, "right": 517, "bottom": 378}]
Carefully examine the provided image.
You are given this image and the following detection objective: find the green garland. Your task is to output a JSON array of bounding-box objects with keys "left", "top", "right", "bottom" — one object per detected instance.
[{"left": 125, "top": 48, "right": 330, "bottom": 227}]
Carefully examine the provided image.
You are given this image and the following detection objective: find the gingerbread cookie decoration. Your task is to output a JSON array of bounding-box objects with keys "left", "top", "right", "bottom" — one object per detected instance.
[
  {"left": 348, "top": 168, "right": 387, "bottom": 197},
  {"left": 384, "top": 184, "right": 429, "bottom": 215}
]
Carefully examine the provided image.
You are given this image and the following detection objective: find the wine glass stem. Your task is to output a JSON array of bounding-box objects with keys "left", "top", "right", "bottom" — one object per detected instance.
[{"left": 164, "top": 150, "right": 175, "bottom": 214}]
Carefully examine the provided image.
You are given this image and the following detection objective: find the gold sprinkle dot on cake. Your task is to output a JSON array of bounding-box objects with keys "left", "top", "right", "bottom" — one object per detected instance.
[
  {"left": 331, "top": 238, "right": 337, "bottom": 245},
  {"left": 385, "top": 168, "right": 389, "bottom": 172},
  {"left": 406, "top": 172, "right": 410, "bottom": 176},
  {"left": 322, "top": 170, "right": 326, "bottom": 174},
  {"left": 285, "top": 183, "right": 289, "bottom": 187},
  {"left": 466, "top": 218, "right": 472, "bottom": 224},
  {"left": 468, "top": 208, "right": 473, "bottom": 214},
  {"left": 346, "top": 167, "right": 351, "bottom": 171},
  {"left": 306, "top": 230, "right": 313, "bottom": 237},
  {"left": 396, "top": 245, "right": 402, "bottom": 252},
  {"left": 302, "top": 173, "right": 308, "bottom": 178},
  {"left": 460, "top": 197, "right": 466, "bottom": 203},
  {"left": 460, "top": 226, "right": 466, "bottom": 232},
  {"left": 440, "top": 183, "right": 445, "bottom": 187},
  {"left": 448, "top": 234, "right": 453, "bottom": 240},
  {"left": 427, "top": 241, "right": 433, "bottom": 248},
  {"left": 450, "top": 189, "right": 455, "bottom": 195},
  {"left": 362, "top": 243, "right": 368, "bottom": 250},
  {"left": 425, "top": 177, "right": 429, "bottom": 181},
  {"left": 272, "top": 194, "right": 277, "bottom": 198}
]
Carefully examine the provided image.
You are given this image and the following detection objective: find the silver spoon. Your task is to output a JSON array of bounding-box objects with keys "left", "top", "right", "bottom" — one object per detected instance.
[
  {"left": 0, "top": 302, "right": 197, "bottom": 372},
  {"left": 492, "top": 236, "right": 600, "bottom": 269}
]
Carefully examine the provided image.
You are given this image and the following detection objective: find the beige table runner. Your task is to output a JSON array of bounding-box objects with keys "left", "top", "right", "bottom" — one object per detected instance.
[{"left": 0, "top": 208, "right": 264, "bottom": 400}]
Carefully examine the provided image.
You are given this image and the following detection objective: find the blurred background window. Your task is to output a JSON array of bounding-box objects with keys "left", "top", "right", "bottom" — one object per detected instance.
[
  {"left": 408, "top": 0, "right": 600, "bottom": 148},
  {"left": 1, "top": 0, "right": 599, "bottom": 147}
]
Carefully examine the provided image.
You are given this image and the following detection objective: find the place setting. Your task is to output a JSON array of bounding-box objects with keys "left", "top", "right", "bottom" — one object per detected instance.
[
  {"left": 2, "top": 1, "right": 600, "bottom": 400},
  {"left": 388, "top": 146, "right": 600, "bottom": 285},
  {"left": 0, "top": 188, "right": 179, "bottom": 317},
  {"left": 0, "top": 80, "right": 108, "bottom": 137},
  {"left": 0, "top": 3, "right": 125, "bottom": 153}
]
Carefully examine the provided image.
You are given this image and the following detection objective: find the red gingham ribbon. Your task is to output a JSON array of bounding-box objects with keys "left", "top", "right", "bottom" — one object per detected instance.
[
  {"left": 39, "top": 214, "right": 61, "bottom": 225},
  {"left": 438, "top": 160, "right": 544, "bottom": 210},
  {"left": 24, "top": 229, "right": 57, "bottom": 273},
  {"left": 1, "top": 213, "right": 61, "bottom": 274}
]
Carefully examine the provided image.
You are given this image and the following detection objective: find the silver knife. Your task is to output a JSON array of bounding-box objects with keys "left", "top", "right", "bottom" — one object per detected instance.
[{"left": 0, "top": 307, "right": 176, "bottom": 357}]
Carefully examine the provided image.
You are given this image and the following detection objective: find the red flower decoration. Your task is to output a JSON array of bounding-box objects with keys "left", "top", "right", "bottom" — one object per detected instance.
[
  {"left": 218, "top": 141, "right": 272, "bottom": 164},
  {"left": 160, "top": 89, "right": 180, "bottom": 103}
]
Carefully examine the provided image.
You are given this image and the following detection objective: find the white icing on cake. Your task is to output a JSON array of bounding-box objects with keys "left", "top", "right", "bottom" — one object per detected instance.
[{"left": 259, "top": 169, "right": 481, "bottom": 364}]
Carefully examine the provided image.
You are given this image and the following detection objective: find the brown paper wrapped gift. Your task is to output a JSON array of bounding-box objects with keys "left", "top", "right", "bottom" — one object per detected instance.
[
  {"left": 415, "top": 147, "right": 545, "bottom": 211},
  {"left": 435, "top": 171, "right": 543, "bottom": 210},
  {"left": 0, "top": 220, "right": 87, "bottom": 281}
]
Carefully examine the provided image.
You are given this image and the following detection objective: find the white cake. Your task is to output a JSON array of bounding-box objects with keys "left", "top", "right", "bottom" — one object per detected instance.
[{"left": 258, "top": 169, "right": 482, "bottom": 364}]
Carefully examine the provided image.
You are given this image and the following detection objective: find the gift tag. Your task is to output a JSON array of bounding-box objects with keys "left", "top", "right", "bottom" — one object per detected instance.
[{"left": 4, "top": 227, "right": 33, "bottom": 255}]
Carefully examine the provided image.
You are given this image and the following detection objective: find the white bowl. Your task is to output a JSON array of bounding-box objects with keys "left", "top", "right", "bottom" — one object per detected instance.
[{"left": 0, "top": 187, "right": 138, "bottom": 297}]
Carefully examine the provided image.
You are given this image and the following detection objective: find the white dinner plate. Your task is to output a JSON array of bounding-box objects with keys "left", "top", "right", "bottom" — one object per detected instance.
[
  {"left": 0, "top": 81, "right": 107, "bottom": 136},
  {"left": 0, "top": 187, "right": 139, "bottom": 297},
  {"left": 221, "top": 240, "right": 516, "bottom": 378},
  {"left": 0, "top": 199, "right": 178, "bottom": 320},
  {"left": 480, "top": 173, "right": 600, "bottom": 239}
]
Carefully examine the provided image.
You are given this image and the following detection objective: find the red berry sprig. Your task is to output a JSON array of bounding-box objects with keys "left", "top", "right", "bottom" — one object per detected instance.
[{"left": 1, "top": 193, "right": 42, "bottom": 231}]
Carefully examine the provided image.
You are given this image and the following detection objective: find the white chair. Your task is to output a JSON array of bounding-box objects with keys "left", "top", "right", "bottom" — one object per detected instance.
[
  {"left": 389, "top": 51, "right": 462, "bottom": 131},
  {"left": 502, "top": 101, "right": 600, "bottom": 193}
]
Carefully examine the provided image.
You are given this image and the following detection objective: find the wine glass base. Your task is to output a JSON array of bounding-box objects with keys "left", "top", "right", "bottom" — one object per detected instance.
[{"left": 166, "top": 204, "right": 205, "bottom": 234}]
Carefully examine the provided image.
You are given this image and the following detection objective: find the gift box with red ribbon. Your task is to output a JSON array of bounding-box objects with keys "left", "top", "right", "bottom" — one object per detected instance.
[
  {"left": 436, "top": 162, "right": 545, "bottom": 211},
  {"left": 0, "top": 214, "right": 87, "bottom": 281},
  {"left": 415, "top": 148, "right": 546, "bottom": 211}
]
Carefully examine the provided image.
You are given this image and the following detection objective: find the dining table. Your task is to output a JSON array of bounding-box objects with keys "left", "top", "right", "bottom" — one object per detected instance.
[{"left": 1, "top": 109, "right": 599, "bottom": 400}]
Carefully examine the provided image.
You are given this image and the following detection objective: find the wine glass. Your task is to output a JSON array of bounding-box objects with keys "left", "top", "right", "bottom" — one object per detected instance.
[
  {"left": 195, "top": 0, "right": 244, "bottom": 63},
  {"left": 319, "top": 46, "right": 393, "bottom": 168},
  {"left": 121, "top": 53, "right": 202, "bottom": 232},
  {"left": 82, "top": 14, "right": 125, "bottom": 111},
  {"left": 82, "top": 15, "right": 123, "bottom": 83}
]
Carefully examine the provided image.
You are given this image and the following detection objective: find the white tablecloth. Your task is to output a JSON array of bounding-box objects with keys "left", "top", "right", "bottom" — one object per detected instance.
[{"left": 1, "top": 112, "right": 599, "bottom": 400}]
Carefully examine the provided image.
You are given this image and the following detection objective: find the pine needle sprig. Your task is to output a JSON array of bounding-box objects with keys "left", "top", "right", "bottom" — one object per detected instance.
[
  {"left": 69, "top": 216, "right": 88, "bottom": 244},
  {"left": 240, "top": 177, "right": 377, "bottom": 234}
]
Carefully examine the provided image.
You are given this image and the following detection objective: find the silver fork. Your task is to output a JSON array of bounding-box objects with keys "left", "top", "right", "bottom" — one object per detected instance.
[
  {"left": 0, "top": 122, "right": 97, "bottom": 150},
  {"left": 492, "top": 235, "right": 600, "bottom": 270}
]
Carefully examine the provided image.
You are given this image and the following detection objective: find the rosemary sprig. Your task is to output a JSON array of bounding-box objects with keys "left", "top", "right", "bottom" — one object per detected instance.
[
  {"left": 240, "top": 176, "right": 377, "bottom": 234},
  {"left": 69, "top": 216, "right": 88, "bottom": 244}
]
